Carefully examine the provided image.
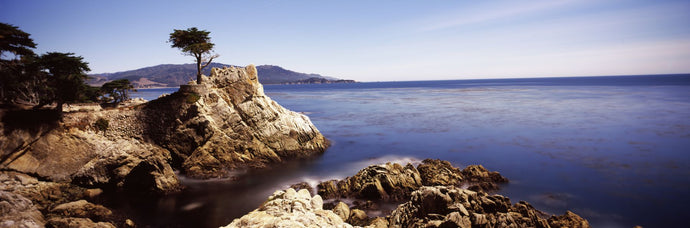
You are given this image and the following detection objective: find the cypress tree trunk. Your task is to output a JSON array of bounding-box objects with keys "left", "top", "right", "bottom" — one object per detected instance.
[{"left": 196, "top": 55, "right": 203, "bottom": 84}]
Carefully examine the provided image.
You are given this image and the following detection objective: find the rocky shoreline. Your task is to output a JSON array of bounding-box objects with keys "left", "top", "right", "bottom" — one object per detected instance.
[
  {"left": 1, "top": 65, "right": 328, "bottom": 227},
  {"left": 1, "top": 65, "right": 590, "bottom": 227},
  {"left": 225, "top": 159, "right": 590, "bottom": 228}
]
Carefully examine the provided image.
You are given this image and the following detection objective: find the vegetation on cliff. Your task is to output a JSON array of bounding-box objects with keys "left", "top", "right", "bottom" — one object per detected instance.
[
  {"left": 169, "top": 27, "right": 218, "bottom": 84},
  {"left": 0, "top": 23, "right": 135, "bottom": 112}
]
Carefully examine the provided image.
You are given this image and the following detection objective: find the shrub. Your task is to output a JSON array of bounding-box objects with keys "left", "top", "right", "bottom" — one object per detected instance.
[
  {"left": 94, "top": 117, "right": 109, "bottom": 132},
  {"left": 186, "top": 93, "right": 201, "bottom": 103}
]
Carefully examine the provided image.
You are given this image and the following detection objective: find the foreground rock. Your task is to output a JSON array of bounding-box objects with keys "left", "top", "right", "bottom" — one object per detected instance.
[
  {"left": 303, "top": 159, "right": 590, "bottom": 228},
  {"left": 390, "top": 186, "right": 590, "bottom": 228},
  {"left": 0, "top": 171, "right": 121, "bottom": 227},
  {"left": 227, "top": 161, "right": 590, "bottom": 228},
  {"left": 318, "top": 159, "right": 508, "bottom": 202},
  {"left": 0, "top": 191, "right": 44, "bottom": 228},
  {"left": 223, "top": 188, "right": 354, "bottom": 228}
]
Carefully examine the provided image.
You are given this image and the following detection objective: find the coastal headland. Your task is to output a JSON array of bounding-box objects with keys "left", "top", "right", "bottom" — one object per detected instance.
[{"left": 1, "top": 65, "right": 588, "bottom": 227}]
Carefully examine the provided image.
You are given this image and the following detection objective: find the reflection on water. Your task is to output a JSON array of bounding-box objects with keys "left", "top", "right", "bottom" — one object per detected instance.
[{"left": 116, "top": 76, "right": 690, "bottom": 228}]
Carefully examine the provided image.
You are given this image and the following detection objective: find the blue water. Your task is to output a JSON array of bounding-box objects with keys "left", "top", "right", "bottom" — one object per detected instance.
[
  {"left": 126, "top": 75, "right": 690, "bottom": 227},
  {"left": 131, "top": 87, "right": 178, "bottom": 101}
]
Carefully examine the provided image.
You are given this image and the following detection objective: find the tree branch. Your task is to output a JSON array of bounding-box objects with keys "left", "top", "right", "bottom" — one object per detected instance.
[{"left": 201, "top": 54, "right": 220, "bottom": 70}]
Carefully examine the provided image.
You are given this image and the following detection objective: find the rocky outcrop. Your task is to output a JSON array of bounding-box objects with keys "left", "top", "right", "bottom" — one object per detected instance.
[
  {"left": 389, "top": 186, "right": 590, "bottom": 228},
  {"left": 308, "top": 160, "right": 589, "bottom": 228},
  {"left": 142, "top": 65, "right": 329, "bottom": 178},
  {"left": 0, "top": 171, "right": 121, "bottom": 227},
  {"left": 318, "top": 163, "right": 423, "bottom": 201},
  {"left": 1, "top": 64, "right": 328, "bottom": 185},
  {"left": 0, "top": 190, "right": 44, "bottom": 228},
  {"left": 1, "top": 65, "right": 329, "bottom": 226},
  {"left": 1, "top": 109, "right": 181, "bottom": 194},
  {"left": 317, "top": 159, "right": 508, "bottom": 202},
  {"left": 223, "top": 188, "right": 354, "bottom": 228},
  {"left": 227, "top": 160, "right": 590, "bottom": 228}
]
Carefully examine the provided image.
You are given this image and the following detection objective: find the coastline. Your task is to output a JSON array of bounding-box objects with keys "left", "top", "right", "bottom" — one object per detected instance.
[
  {"left": 3, "top": 69, "right": 687, "bottom": 227},
  {"left": 223, "top": 159, "right": 590, "bottom": 227}
]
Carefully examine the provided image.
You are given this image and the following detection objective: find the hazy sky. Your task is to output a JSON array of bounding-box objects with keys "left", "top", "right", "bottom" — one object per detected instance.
[{"left": 2, "top": 0, "right": 689, "bottom": 81}]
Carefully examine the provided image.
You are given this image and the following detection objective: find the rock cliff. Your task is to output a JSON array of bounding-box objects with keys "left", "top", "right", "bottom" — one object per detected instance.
[
  {"left": 143, "top": 65, "right": 328, "bottom": 178},
  {"left": 0, "top": 65, "right": 329, "bottom": 225}
]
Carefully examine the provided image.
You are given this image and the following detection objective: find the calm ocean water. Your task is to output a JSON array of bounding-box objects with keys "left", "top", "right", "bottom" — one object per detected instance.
[{"left": 126, "top": 75, "right": 690, "bottom": 227}]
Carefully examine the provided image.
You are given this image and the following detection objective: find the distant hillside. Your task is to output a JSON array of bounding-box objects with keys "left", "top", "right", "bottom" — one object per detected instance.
[
  {"left": 88, "top": 63, "right": 352, "bottom": 88},
  {"left": 283, "top": 77, "right": 356, "bottom": 84}
]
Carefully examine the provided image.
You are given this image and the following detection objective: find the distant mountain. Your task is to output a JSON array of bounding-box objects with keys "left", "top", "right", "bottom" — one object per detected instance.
[
  {"left": 283, "top": 77, "right": 356, "bottom": 84},
  {"left": 88, "top": 63, "right": 353, "bottom": 88}
]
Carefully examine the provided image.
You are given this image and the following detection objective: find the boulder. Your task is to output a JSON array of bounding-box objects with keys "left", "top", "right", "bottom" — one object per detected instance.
[
  {"left": 548, "top": 210, "right": 591, "bottom": 228},
  {"left": 1, "top": 169, "right": 133, "bottom": 227},
  {"left": 50, "top": 200, "right": 112, "bottom": 222},
  {"left": 369, "top": 217, "right": 389, "bottom": 228},
  {"left": 347, "top": 209, "right": 369, "bottom": 226},
  {"left": 223, "top": 188, "right": 354, "bottom": 228},
  {"left": 317, "top": 160, "right": 509, "bottom": 203},
  {"left": 0, "top": 191, "right": 44, "bottom": 228},
  {"left": 417, "top": 159, "right": 464, "bottom": 186},
  {"left": 0, "top": 172, "right": 87, "bottom": 211},
  {"left": 318, "top": 163, "right": 423, "bottom": 201},
  {"left": 388, "top": 186, "right": 590, "bottom": 228},
  {"left": 462, "top": 164, "right": 509, "bottom": 183},
  {"left": 290, "top": 181, "right": 314, "bottom": 194},
  {"left": 461, "top": 164, "right": 509, "bottom": 192},
  {"left": 332, "top": 201, "right": 351, "bottom": 221},
  {"left": 46, "top": 217, "right": 115, "bottom": 228}
]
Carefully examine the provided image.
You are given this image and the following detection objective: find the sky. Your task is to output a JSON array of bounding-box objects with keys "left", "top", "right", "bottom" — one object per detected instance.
[{"left": 1, "top": 0, "right": 689, "bottom": 82}]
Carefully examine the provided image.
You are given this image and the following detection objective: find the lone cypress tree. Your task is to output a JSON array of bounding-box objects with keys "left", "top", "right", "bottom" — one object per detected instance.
[{"left": 168, "top": 27, "right": 218, "bottom": 84}]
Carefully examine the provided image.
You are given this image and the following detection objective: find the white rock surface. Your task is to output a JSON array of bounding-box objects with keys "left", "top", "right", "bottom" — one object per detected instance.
[{"left": 223, "top": 188, "right": 355, "bottom": 228}]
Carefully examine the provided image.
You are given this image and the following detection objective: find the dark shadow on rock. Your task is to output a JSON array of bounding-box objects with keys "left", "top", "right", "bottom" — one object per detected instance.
[
  {"left": 1, "top": 108, "right": 60, "bottom": 135},
  {"left": 122, "top": 161, "right": 163, "bottom": 195},
  {"left": 139, "top": 91, "right": 196, "bottom": 170}
]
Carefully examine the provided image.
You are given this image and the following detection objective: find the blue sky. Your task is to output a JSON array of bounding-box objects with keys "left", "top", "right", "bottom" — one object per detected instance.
[{"left": 2, "top": 0, "right": 689, "bottom": 81}]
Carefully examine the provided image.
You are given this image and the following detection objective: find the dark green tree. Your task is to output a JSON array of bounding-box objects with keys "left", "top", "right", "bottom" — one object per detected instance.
[
  {"left": 100, "top": 79, "right": 135, "bottom": 103},
  {"left": 168, "top": 27, "right": 218, "bottom": 84},
  {"left": 0, "top": 23, "right": 37, "bottom": 60},
  {"left": 80, "top": 84, "right": 102, "bottom": 103},
  {"left": 39, "top": 52, "right": 90, "bottom": 112},
  {"left": 0, "top": 22, "right": 40, "bottom": 103}
]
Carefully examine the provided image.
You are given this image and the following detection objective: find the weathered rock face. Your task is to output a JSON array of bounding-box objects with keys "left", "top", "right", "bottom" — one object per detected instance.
[
  {"left": 1, "top": 64, "right": 328, "bottom": 185},
  {"left": 0, "top": 107, "right": 181, "bottom": 194},
  {"left": 308, "top": 159, "right": 590, "bottom": 227},
  {"left": 142, "top": 65, "right": 329, "bottom": 178},
  {"left": 223, "top": 188, "right": 354, "bottom": 228},
  {"left": 417, "top": 159, "right": 464, "bottom": 186},
  {"left": 318, "top": 159, "right": 508, "bottom": 202},
  {"left": 389, "top": 186, "right": 590, "bottom": 228},
  {"left": 0, "top": 190, "right": 44, "bottom": 228},
  {"left": 319, "top": 162, "right": 423, "bottom": 201},
  {"left": 0, "top": 171, "right": 120, "bottom": 227},
  {"left": 1, "top": 65, "right": 329, "bottom": 225}
]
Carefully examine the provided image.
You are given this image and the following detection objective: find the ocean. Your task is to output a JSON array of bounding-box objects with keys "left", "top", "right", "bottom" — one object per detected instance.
[{"left": 125, "top": 75, "right": 690, "bottom": 227}]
